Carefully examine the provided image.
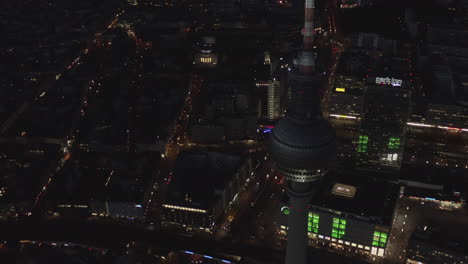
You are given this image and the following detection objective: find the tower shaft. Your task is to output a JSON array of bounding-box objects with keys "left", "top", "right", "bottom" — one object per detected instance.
[
  {"left": 285, "top": 189, "right": 310, "bottom": 264},
  {"left": 270, "top": 0, "right": 335, "bottom": 263}
]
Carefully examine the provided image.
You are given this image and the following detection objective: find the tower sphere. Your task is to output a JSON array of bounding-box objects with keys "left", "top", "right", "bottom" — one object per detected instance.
[{"left": 270, "top": 116, "right": 335, "bottom": 182}]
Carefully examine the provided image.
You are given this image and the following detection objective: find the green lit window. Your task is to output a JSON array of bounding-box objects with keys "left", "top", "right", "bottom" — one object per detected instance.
[
  {"left": 308, "top": 212, "right": 320, "bottom": 233},
  {"left": 357, "top": 135, "right": 369, "bottom": 153},
  {"left": 387, "top": 137, "right": 401, "bottom": 149},
  {"left": 331, "top": 217, "right": 346, "bottom": 239},
  {"left": 372, "top": 231, "right": 388, "bottom": 248}
]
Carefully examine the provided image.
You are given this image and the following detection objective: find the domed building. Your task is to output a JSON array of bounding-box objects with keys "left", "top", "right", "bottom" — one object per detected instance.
[{"left": 193, "top": 36, "right": 218, "bottom": 68}]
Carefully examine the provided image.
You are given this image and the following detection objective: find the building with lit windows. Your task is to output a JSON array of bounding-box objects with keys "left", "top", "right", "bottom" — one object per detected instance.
[
  {"left": 329, "top": 48, "right": 381, "bottom": 126},
  {"left": 162, "top": 151, "right": 252, "bottom": 232},
  {"left": 356, "top": 78, "right": 410, "bottom": 174},
  {"left": 89, "top": 202, "right": 144, "bottom": 219},
  {"left": 398, "top": 165, "right": 467, "bottom": 207},
  {"left": 339, "top": 0, "right": 382, "bottom": 8},
  {"left": 408, "top": 103, "right": 468, "bottom": 131},
  {"left": 328, "top": 74, "right": 365, "bottom": 124},
  {"left": 278, "top": 173, "right": 399, "bottom": 259},
  {"left": 405, "top": 225, "right": 468, "bottom": 264},
  {"left": 193, "top": 36, "right": 218, "bottom": 68},
  {"left": 267, "top": 79, "right": 281, "bottom": 120},
  {"left": 179, "top": 250, "right": 239, "bottom": 264},
  {"left": 406, "top": 101, "right": 468, "bottom": 142},
  {"left": 45, "top": 151, "right": 155, "bottom": 221},
  {"left": 404, "top": 102, "right": 468, "bottom": 168}
]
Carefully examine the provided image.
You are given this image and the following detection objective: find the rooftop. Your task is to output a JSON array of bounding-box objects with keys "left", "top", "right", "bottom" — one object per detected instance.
[
  {"left": 400, "top": 164, "right": 468, "bottom": 193},
  {"left": 298, "top": 171, "right": 399, "bottom": 226},
  {"left": 47, "top": 151, "right": 156, "bottom": 205},
  {"left": 410, "top": 224, "right": 468, "bottom": 255},
  {"left": 166, "top": 151, "right": 245, "bottom": 210}
]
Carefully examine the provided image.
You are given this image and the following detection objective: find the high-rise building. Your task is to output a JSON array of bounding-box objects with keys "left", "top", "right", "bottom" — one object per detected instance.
[
  {"left": 267, "top": 79, "right": 281, "bottom": 120},
  {"left": 356, "top": 81, "right": 410, "bottom": 174},
  {"left": 269, "top": 0, "right": 336, "bottom": 263},
  {"left": 329, "top": 74, "right": 365, "bottom": 122}
]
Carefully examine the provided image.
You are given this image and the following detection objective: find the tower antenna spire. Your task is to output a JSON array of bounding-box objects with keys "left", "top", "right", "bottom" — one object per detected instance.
[
  {"left": 298, "top": 0, "right": 316, "bottom": 74},
  {"left": 270, "top": 1, "right": 336, "bottom": 263}
]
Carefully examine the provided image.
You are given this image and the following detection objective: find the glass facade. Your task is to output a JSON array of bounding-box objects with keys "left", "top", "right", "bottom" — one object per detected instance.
[
  {"left": 307, "top": 212, "right": 320, "bottom": 233},
  {"left": 387, "top": 137, "right": 400, "bottom": 149},
  {"left": 373, "top": 231, "right": 388, "bottom": 248},
  {"left": 357, "top": 135, "right": 368, "bottom": 153},
  {"left": 331, "top": 217, "right": 347, "bottom": 238}
]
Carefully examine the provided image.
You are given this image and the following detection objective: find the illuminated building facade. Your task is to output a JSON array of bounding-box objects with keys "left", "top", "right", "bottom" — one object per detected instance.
[
  {"left": 180, "top": 250, "right": 238, "bottom": 264},
  {"left": 278, "top": 174, "right": 398, "bottom": 259},
  {"left": 408, "top": 103, "right": 468, "bottom": 131},
  {"left": 356, "top": 82, "right": 410, "bottom": 174},
  {"left": 264, "top": 51, "right": 281, "bottom": 120},
  {"left": 404, "top": 103, "right": 468, "bottom": 168},
  {"left": 340, "top": 0, "right": 382, "bottom": 8},
  {"left": 194, "top": 53, "right": 218, "bottom": 68},
  {"left": 89, "top": 202, "right": 143, "bottom": 220},
  {"left": 267, "top": 79, "right": 281, "bottom": 120},
  {"left": 193, "top": 36, "right": 218, "bottom": 68},
  {"left": 162, "top": 151, "right": 252, "bottom": 232},
  {"left": 329, "top": 74, "right": 365, "bottom": 122}
]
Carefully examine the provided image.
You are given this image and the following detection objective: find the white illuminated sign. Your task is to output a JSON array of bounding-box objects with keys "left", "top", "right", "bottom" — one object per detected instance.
[
  {"left": 331, "top": 183, "right": 357, "bottom": 198},
  {"left": 375, "top": 77, "right": 402, "bottom": 87}
]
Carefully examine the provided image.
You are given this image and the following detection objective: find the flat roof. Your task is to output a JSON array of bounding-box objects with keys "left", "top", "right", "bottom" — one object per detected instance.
[
  {"left": 411, "top": 225, "right": 468, "bottom": 254},
  {"left": 301, "top": 171, "right": 398, "bottom": 226},
  {"left": 166, "top": 150, "right": 244, "bottom": 210},
  {"left": 400, "top": 164, "right": 468, "bottom": 192}
]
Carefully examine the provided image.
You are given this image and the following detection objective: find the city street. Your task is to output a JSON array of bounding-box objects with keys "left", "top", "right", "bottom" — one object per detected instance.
[
  {"left": 145, "top": 74, "right": 204, "bottom": 224},
  {"left": 386, "top": 196, "right": 468, "bottom": 264}
]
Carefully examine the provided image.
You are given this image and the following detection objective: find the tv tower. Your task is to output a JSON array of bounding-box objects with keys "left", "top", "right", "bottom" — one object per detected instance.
[{"left": 269, "top": 0, "right": 336, "bottom": 263}]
